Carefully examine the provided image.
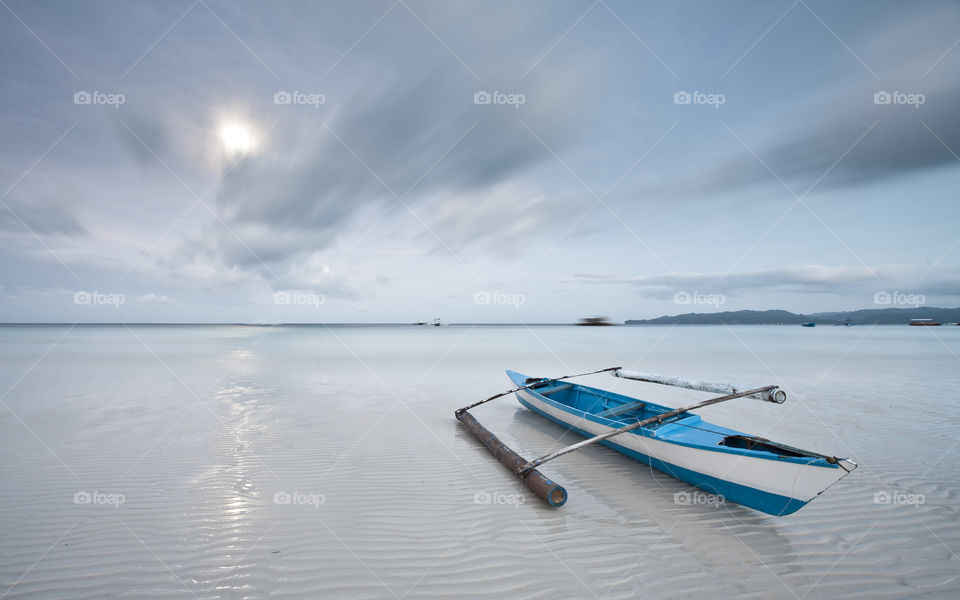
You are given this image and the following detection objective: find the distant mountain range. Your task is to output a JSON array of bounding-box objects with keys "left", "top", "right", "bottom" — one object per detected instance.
[{"left": 625, "top": 307, "right": 960, "bottom": 325}]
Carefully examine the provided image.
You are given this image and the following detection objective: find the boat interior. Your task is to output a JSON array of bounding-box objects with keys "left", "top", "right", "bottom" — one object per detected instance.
[
  {"left": 527, "top": 377, "right": 826, "bottom": 460},
  {"left": 529, "top": 379, "right": 701, "bottom": 429}
]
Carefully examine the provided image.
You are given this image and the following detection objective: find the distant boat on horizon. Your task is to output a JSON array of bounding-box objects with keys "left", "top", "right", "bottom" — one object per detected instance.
[
  {"left": 577, "top": 316, "right": 614, "bottom": 326},
  {"left": 834, "top": 319, "right": 853, "bottom": 327},
  {"left": 801, "top": 322, "right": 816, "bottom": 327},
  {"left": 909, "top": 319, "right": 941, "bottom": 326}
]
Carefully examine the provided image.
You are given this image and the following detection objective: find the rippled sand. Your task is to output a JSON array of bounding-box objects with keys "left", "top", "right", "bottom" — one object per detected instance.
[{"left": 1, "top": 325, "right": 957, "bottom": 598}]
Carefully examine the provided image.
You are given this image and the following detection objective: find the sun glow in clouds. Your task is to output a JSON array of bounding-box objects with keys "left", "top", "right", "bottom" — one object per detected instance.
[{"left": 220, "top": 123, "right": 256, "bottom": 156}]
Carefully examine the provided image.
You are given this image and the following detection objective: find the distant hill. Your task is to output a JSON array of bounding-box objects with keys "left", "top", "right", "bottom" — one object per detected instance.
[{"left": 625, "top": 307, "right": 960, "bottom": 325}]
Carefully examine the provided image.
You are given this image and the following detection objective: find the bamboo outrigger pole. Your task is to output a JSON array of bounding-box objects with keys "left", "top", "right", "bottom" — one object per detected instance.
[
  {"left": 520, "top": 385, "right": 779, "bottom": 475},
  {"left": 455, "top": 366, "right": 621, "bottom": 416},
  {"left": 613, "top": 369, "right": 786, "bottom": 403}
]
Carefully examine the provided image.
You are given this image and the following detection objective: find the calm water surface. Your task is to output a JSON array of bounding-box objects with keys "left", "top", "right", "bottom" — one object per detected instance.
[{"left": 0, "top": 324, "right": 957, "bottom": 598}]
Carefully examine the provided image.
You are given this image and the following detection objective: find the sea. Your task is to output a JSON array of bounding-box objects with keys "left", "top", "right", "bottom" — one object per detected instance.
[{"left": 0, "top": 324, "right": 957, "bottom": 598}]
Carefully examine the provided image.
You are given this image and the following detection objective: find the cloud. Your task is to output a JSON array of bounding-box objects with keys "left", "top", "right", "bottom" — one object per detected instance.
[
  {"left": 645, "top": 6, "right": 960, "bottom": 202},
  {"left": 115, "top": 112, "right": 172, "bottom": 171},
  {"left": 0, "top": 199, "right": 86, "bottom": 236},
  {"left": 566, "top": 264, "right": 956, "bottom": 298},
  {"left": 157, "top": 227, "right": 362, "bottom": 300},
  {"left": 137, "top": 293, "right": 175, "bottom": 303},
  {"left": 151, "top": 2, "right": 613, "bottom": 288},
  {"left": 698, "top": 87, "right": 959, "bottom": 198},
  {"left": 412, "top": 180, "right": 582, "bottom": 257},
  {"left": 205, "top": 64, "right": 601, "bottom": 257}
]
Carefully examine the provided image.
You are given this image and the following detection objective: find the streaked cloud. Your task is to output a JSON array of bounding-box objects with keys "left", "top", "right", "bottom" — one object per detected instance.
[{"left": 567, "top": 265, "right": 960, "bottom": 300}]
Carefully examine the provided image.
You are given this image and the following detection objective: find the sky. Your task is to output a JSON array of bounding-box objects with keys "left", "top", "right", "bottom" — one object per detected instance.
[{"left": 0, "top": 0, "right": 958, "bottom": 323}]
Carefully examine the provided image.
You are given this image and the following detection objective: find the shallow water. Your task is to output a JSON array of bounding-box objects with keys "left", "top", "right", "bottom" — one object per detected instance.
[{"left": 0, "top": 324, "right": 957, "bottom": 598}]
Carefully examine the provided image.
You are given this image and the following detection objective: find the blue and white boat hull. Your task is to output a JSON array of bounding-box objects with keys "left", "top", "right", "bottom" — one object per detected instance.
[{"left": 509, "top": 371, "right": 856, "bottom": 516}]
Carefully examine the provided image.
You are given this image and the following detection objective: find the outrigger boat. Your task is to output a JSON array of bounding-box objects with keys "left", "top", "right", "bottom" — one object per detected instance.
[{"left": 455, "top": 367, "right": 857, "bottom": 516}]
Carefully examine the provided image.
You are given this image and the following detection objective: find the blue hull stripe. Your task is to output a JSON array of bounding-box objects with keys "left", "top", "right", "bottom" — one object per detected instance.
[{"left": 518, "top": 396, "right": 809, "bottom": 516}]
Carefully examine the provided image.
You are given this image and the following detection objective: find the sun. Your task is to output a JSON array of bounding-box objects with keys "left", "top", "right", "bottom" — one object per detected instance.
[{"left": 220, "top": 123, "right": 255, "bottom": 156}]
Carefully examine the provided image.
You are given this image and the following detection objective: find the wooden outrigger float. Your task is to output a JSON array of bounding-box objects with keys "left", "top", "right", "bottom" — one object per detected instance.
[
  {"left": 455, "top": 367, "right": 857, "bottom": 515},
  {"left": 454, "top": 366, "right": 620, "bottom": 507}
]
